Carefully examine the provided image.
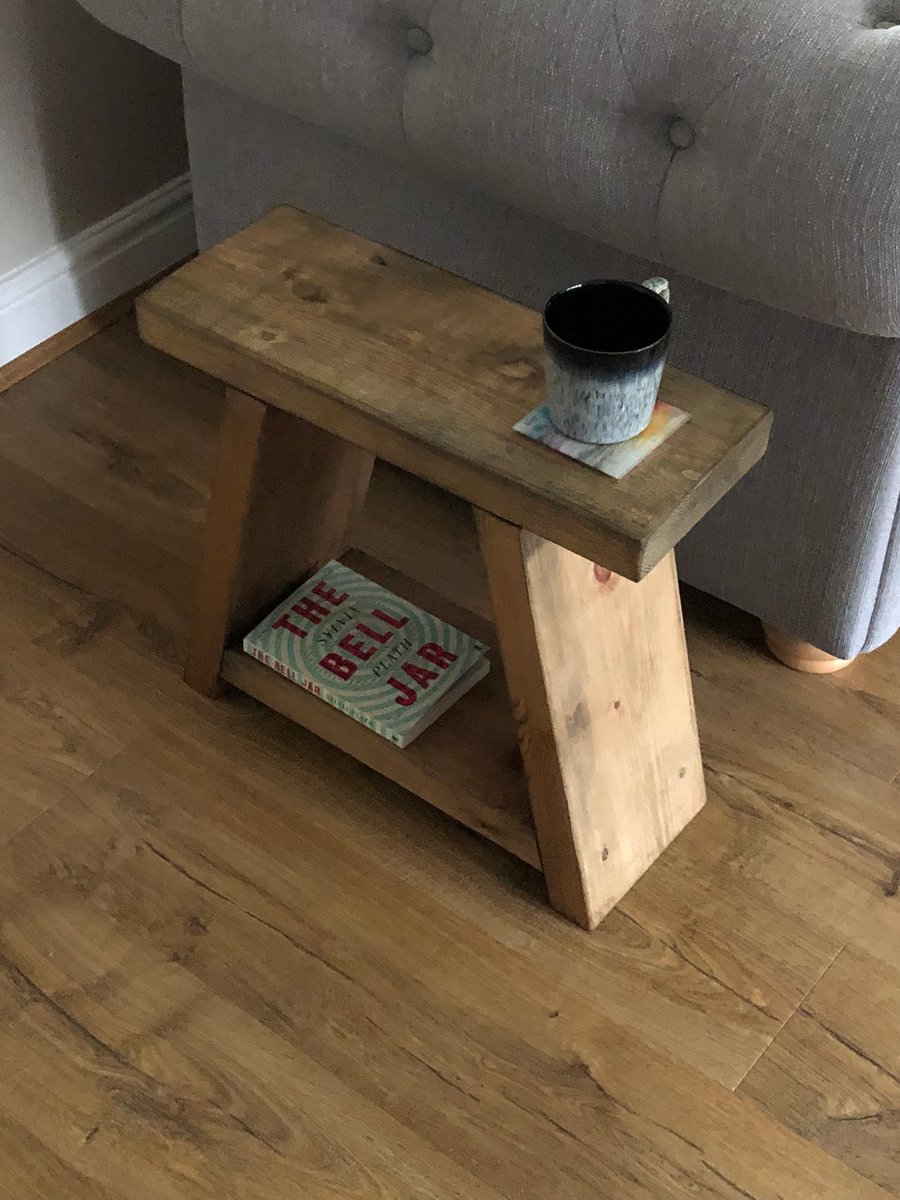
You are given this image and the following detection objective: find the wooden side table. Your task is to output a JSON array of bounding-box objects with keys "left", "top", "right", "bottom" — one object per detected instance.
[{"left": 138, "top": 207, "right": 772, "bottom": 929}]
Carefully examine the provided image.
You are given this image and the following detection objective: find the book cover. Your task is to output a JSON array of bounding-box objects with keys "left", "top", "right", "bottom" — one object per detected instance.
[
  {"left": 514, "top": 400, "right": 690, "bottom": 479},
  {"left": 243, "top": 560, "right": 490, "bottom": 748}
]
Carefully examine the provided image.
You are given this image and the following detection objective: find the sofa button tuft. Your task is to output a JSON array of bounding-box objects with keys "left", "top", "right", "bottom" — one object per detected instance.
[
  {"left": 668, "top": 117, "right": 695, "bottom": 150},
  {"left": 407, "top": 26, "right": 434, "bottom": 55}
]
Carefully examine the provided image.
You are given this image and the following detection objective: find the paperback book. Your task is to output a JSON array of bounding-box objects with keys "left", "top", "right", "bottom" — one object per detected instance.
[{"left": 243, "top": 560, "right": 490, "bottom": 748}]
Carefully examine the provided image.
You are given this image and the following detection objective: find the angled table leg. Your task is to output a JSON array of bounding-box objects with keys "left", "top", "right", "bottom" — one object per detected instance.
[
  {"left": 185, "top": 387, "right": 375, "bottom": 694},
  {"left": 475, "top": 510, "right": 706, "bottom": 929}
]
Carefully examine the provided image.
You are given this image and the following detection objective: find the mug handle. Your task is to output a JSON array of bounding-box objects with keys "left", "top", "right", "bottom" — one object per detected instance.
[{"left": 642, "top": 277, "right": 670, "bottom": 304}]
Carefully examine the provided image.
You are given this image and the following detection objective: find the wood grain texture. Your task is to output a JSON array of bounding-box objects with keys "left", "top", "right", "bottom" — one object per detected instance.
[
  {"left": 476, "top": 512, "right": 705, "bottom": 928},
  {"left": 0, "top": 738, "right": 891, "bottom": 1200},
  {"left": 740, "top": 948, "right": 900, "bottom": 1193},
  {"left": 137, "top": 206, "right": 772, "bottom": 580},
  {"left": 0, "top": 316, "right": 896, "bottom": 1195},
  {"left": 832, "top": 634, "right": 900, "bottom": 710},
  {"left": 0, "top": 617, "right": 124, "bottom": 846},
  {"left": 185, "top": 387, "right": 373, "bottom": 693},
  {"left": 680, "top": 592, "right": 900, "bottom": 970}
]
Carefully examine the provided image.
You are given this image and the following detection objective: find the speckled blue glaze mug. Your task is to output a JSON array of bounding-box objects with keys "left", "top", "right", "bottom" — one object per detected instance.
[{"left": 543, "top": 277, "right": 672, "bottom": 444}]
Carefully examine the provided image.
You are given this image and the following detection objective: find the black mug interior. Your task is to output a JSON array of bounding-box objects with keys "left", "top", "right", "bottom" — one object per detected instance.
[{"left": 544, "top": 281, "right": 671, "bottom": 354}]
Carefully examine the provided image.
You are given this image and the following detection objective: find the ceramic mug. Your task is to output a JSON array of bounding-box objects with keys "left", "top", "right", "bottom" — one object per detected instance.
[{"left": 543, "top": 277, "right": 672, "bottom": 444}]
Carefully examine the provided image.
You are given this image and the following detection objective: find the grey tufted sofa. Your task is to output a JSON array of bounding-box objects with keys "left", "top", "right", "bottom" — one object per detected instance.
[{"left": 77, "top": 0, "right": 900, "bottom": 660}]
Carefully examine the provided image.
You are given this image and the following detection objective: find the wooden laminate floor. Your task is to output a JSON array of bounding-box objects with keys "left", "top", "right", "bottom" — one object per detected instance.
[{"left": 0, "top": 316, "right": 897, "bottom": 1199}]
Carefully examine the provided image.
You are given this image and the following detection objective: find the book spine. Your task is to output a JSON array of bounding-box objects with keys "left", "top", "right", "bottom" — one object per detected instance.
[{"left": 244, "top": 643, "right": 404, "bottom": 747}]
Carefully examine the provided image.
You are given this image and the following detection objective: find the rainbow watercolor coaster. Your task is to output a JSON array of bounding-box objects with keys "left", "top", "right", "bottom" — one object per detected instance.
[{"left": 514, "top": 401, "right": 690, "bottom": 480}]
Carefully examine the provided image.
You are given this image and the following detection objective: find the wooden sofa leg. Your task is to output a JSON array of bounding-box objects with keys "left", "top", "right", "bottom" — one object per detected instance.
[{"left": 763, "top": 624, "right": 856, "bottom": 674}]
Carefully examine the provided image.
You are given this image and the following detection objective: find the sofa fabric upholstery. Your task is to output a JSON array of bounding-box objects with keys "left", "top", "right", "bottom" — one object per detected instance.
[
  {"left": 79, "top": 0, "right": 900, "bottom": 335},
  {"left": 75, "top": 0, "right": 900, "bottom": 658},
  {"left": 81, "top": 0, "right": 184, "bottom": 62},
  {"left": 181, "top": 73, "right": 900, "bottom": 659}
]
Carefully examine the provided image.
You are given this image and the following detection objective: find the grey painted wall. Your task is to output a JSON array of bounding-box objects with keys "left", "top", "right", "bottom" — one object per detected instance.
[{"left": 0, "top": 0, "right": 189, "bottom": 276}]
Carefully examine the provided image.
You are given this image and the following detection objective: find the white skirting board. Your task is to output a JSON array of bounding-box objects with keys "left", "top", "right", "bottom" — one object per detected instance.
[{"left": 0, "top": 173, "right": 196, "bottom": 367}]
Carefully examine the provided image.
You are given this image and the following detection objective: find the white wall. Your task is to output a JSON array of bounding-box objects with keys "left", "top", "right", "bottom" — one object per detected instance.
[{"left": 0, "top": 0, "right": 194, "bottom": 362}]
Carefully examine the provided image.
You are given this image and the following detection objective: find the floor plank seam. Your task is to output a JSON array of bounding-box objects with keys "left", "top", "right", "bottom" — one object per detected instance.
[
  {"left": 798, "top": 1009, "right": 900, "bottom": 1089},
  {"left": 0, "top": 803, "right": 56, "bottom": 854},
  {"left": 0, "top": 741, "right": 140, "bottom": 854},
  {"left": 731, "top": 942, "right": 846, "bottom": 1093},
  {"left": 0, "top": 535, "right": 106, "bottom": 605},
  {"left": 141, "top": 838, "right": 359, "bottom": 988},
  {"left": 0, "top": 942, "right": 288, "bottom": 1159},
  {"left": 616, "top": 905, "right": 782, "bottom": 1024}
]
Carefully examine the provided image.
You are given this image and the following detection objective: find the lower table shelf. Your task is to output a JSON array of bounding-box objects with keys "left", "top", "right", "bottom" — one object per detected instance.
[{"left": 220, "top": 542, "right": 540, "bottom": 870}]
